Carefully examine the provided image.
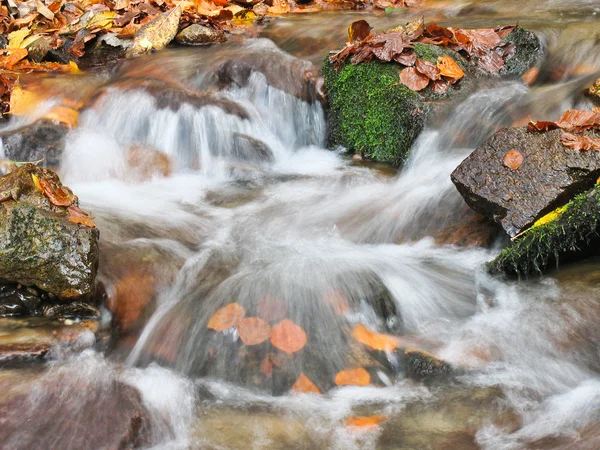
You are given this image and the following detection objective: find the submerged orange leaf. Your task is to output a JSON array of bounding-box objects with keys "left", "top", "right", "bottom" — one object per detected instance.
[
  {"left": 334, "top": 367, "right": 370, "bottom": 386},
  {"left": 270, "top": 319, "right": 307, "bottom": 354},
  {"left": 207, "top": 302, "right": 246, "bottom": 331},
  {"left": 291, "top": 373, "right": 321, "bottom": 394},
  {"left": 351, "top": 324, "right": 398, "bottom": 352},
  {"left": 260, "top": 355, "right": 274, "bottom": 378},
  {"left": 345, "top": 415, "right": 387, "bottom": 429},
  {"left": 437, "top": 56, "right": 464, "bottom": 80},
  {"left": 238, "top": 317, "right": 271, "bottom": 345}
]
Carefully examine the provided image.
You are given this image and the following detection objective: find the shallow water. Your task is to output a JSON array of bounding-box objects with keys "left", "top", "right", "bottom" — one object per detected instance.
[{"left": 1, "top": 1, "right": 600, "bottom": 449}]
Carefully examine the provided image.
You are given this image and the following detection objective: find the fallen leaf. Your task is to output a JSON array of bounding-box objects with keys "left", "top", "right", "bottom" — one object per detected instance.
[
  {"left": 399, "top": 67, "right": 429, "bottom": 91},
  {"left": 502, "top": 149, "right": 524, "bottom": 170},
  {"left": 257, "top": 295, "right": 288, "bottom": 322},
  {"left": 270, "top": 319, "right": 307, "bottom": 354},
  {"left": 291, "top": 373, "right": 321, "bottom": 394},
  {"left": 9, "top": 85, "right": 40, "bottom": 116},
  {"left": 533, "top": 206, "right": 567, "bottom": 228},
  {"left": 334, "top": 367, "right": 370, "bottom": 386},
  {"left": 86, "top": 11, "right": 117, "bottom": 30},
  {"left": 431, "top": 79, "right": 450, "bottom": 95},
  {"left": 1, "top": 48, "right": 28, "bottom": 70},
  {"left": 31, "top": 173, "right": 42, "bottom": 191},
  {"left": 44, "top": 106, "right": 79, "bottom": 127},
  {"left": 555, "top": 109, "right": 600, "bottom": 132},
  {"left": 324, "top": 290, "right": 351, "bottom": 314},
  {"left": 351, "top": 324, "right": 398, "bottom": 352},
  {"left": 260, "top": 355, "right": 273, "bottom": 378},
  {"left": 39, "top": 178, "right": 75, "bottom": 207},
  {"left": 348, "top": 20, "right": 371, "bottom": 43},
  {"left": 207, "top": 302, "right": 246, "bottom": 331},
  {"left": 522, "top": 67, "right": 539, "bottom": 85},
  {"left": 437, "top": 56, "right": 464, "bottom": 80},
  {"left": 37, "top": 1, "right": 55, "bottom": 20},
  {"left": 415, "top": 58, "right": 440, "bottom": 81},
  {"left": 345, "top": 415, "right": 387, "bottom": 429},
  {"left": 560, "top": 132, "right": 600, "bottom": 151},
  {"left": 8, "top": 29, "right": 32, "bottom": 48},
  {"left": 238, "top": 317, "right": 271, "bottom": 345},
  {"left": 527, "top": 120, "right": 559, "bottom": 132},
  {"left": 67, "top": 205, "right": 96, "bottom": 228}
]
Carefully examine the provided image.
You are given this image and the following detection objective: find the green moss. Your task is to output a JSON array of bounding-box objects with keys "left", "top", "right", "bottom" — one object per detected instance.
[
  {"left": 322, "top": 59, "right": 426, "bottom": 166},
  {"left": 501, "top": 27, "right": 543, "bottom": 76},
  {"left": 413, "top": 43, "right": 444, "bottom": 63},
  {"left": 488, "top": 186, "right": 600, "bottom": 275}
]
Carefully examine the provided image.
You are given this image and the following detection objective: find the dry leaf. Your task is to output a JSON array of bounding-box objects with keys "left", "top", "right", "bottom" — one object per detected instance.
[
  {"left": 560, "top": 133, "right": 600, "bottom": 151},
  {"left": 8, "top": 29, "right": 32, "bottom": 49},
  {"left": 437, "top": 56, "right": 464, "bottom": 80},
  {"left": 502, "top": 149, "right": 524, "bottom": 170},
  {"left": 334, "top": 367, "right": 370, "bottom": 386},
  {"left": 1, "top": 48, "right": 29, "bottom": 70},
  {"left": 399, "top": 67, "right": 429, "bottom": 91},
  {"left": 238, "top": 317, "right": 271, "bottom": 345},
  {"left": 291, "top": 373, "right": 321, "bottom": 394},
  {"left": 207, "top": 302, "right": 246, "bottom": 331},
  {"left": 270, "top": 319, "right": 307, "bottom": 354},
  {"left": 351, "top": 324, "right": 398, "bottom": 352},
  {"left": 31, "top": 173, "right": 42, "bottom": 191},
  {"left": 555, "top": 109, "right": 600, "bottom": 132},
  {"left": 527, "top": 120, "right": 559, "bottom": 132}
]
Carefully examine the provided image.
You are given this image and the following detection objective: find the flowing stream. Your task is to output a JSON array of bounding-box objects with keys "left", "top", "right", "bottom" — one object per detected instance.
[{"left": 1, "top": 1, "right": 600, "bottom": 449}]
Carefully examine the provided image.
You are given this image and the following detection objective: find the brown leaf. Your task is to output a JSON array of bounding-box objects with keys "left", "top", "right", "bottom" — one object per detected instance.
[
  {"left": 502, "top": 149, "right": 524, "bottom": 170},
  {"left": 291, "top": 373, "right": 321, "bottom": 394},
  {"left": 334, "top": 367, "right": 370, "bottom": 386},
  {"left": 393, "top": 50, "right": 416, "bottom": 66},
  {"left": 348, "top": 20, "right": 371, "bottom": 43},
  {"left": 238, "top": 317, "right": 271, "bottom": 345},
  {"left": 351, "top": 324, "right": 398, "bottom": 352},
  {"left": 260, "top": 355, "right": 274, "bottom": 378},
  {"left": 437, "top": 56, "right": 464, "bottom": 80},
  {"left": 555, "top": 109, "right": 600, "bottom": 132},
  {"left": 431, "top": 79, "right": 450, "bottom": 95},
  {"left": 270, "top": 319, "right": 307, "bottom": 354},
  {"left": 207, "top": 302, "right": 246, "bottom": 331},
  {"left": 522, "top": 67, "right": 540, "bottom": 85},
  {"left": 560, "top": 132, "right": 600, "bottom": 151},
  {"left": 67, "top": 206, "right": 96, "bottom": 228},
  {"left": 415, "top": 58, "right": 440, "bottom": 81},
  {"left": 527, "top": 120, "right": 559, "bottom": 132},
  {"left": 399, "top": 67, "right": 429, "bottom": 91},
  {"left": 39, "top": 178, "right": 75, "bottom": 207},
  {"left": 0, "top": 48, "right": 28, "bottom": 70}
]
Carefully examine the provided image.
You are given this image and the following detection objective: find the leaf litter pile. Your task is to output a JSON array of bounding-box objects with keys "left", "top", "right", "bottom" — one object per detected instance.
[
  {"left": 528, "top": 107, "right": 600, "bottom": 151},
  {"left": 330, "top": 18, "right": 519, "bottom": 93}
]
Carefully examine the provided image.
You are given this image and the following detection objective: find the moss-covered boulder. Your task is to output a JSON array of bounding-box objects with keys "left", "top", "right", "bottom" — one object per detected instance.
[
  {"left": 501, "top": 27, "right": 544, "bottom": 76},
  {"left": 489, "top": 185, "right": 600, "bottom": 275},
  {"left": 0, "top": 165, "right": 99, "bottom": 301}
]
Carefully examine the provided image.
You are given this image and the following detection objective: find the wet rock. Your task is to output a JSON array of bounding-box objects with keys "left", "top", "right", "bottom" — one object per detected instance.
[
  {"left": 0, "top": 119, "right": 69, "bottom": 168},
  {"left": 501, "top": 27, "right": 544, "bottom": 77},
  {"left": 404, "top": 349, "right": 453, "bottom": 380},
  {"left": 451, "top": 127, "right": 600, "bottom": 237},
  {"left": 0, "top": 283, "right": 43, "bottom": 317},
  {"left": 232, "top": 133, "right": 275, "bottom": 163},
  {"left": 588, "top": 77, "right": 600, "bottom": 103},
  {"left": 0, "top": 165, "right": 99, "bottom": 301},
  {"left": 176, "top": 24, "right": 226, "bottom": 46},
  {"left": 42, "top": 302, "right": 100, "bottom": 320},
  {"left": 127, "top": 144, "right": 172, "bottom": 181}
]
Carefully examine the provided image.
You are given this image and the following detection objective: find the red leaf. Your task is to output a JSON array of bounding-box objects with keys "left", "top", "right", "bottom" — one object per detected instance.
[
  {"left": 527, "top": 120, "right": 559, "bottom": 132},
  {"left": 348, "top": 20, "right": 372, "bottom": 43},
  {"left": 415, "top": 58, "right": 440, "bottom": 80},
  {"left": 399, "top": 67, "right": 429, "bottom": 91}
]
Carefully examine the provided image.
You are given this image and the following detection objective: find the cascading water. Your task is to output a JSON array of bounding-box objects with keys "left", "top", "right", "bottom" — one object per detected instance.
[{"left": 2, "top": 3, "right": 600, "bottom": 449}]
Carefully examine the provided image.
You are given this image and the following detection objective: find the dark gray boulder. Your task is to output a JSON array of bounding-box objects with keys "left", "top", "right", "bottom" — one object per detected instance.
[{"left": 451, "top": 127, "right": 600, "bottom": 237}]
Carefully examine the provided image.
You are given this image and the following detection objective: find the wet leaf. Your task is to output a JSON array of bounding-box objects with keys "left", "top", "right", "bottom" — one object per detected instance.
[
  {"left": 291, "top": 373, "right": 321, "bottom": 394},
  {"left": 324, "top": 289, "right": 351, "bottom": 315},
  {"left": 128, "top": 6, "right": 182, "bottom": 56},
  {"left": 39, "top": 178, "right": 75, "bottom": 207},
  {"left": 522, "top": 67, "right": 540, "bottom": 85},
  {"left": 335, "top": 367, "right": 370, "bottom": 386},
  {"left": 399, "top": 67, "right": 429, "bottom": 91},
  {"left": 348, "top": 20, "right": 371, "bottom": 43},
  {"left": 534, "top": 206, "right": 566, "bottom": 228},
  {"left": 431, "top": 79, "right": 450, "bottom": 95},
  {"left": 351, "top": 324, "right": 398, "bottom": 352},
  {"left": 44, "top": 106, "right": 79, "bottom": 127},
  {"left": 436, "top": 56, "right": 464, "bottom": 80},
  {"left": 527, "top": 120, "right": 559, "bottom": 132},
  {"left": 67, "top": 206, "right": 96, "bottom": 228},
  {"left": 555, "top": 109, "right": 600, "bottom": 132},
  {"left": 502, "top": 149, "right": 524, "bottom": 170},
  {"left": 345, "top": 415, "right": 387, "bottom": 429},
  {"left": 415, "top": 58, "right": 440, "bottom": 81},
  {"left": 207, "top": 302, "right": 246, "bottom": 331},
  {"left": 270, "top": 319, "right": 307, "bottom": 354},
  {"left": 260, "top": 355, "right": 273, "bottom": 378},
  {"left": 238, "top": 317, "right": 271, "bottom": 345},
  {"left": 257, "top": 295, "right": 288, "bottom": 322},
  {"left": 31, "top": 174, "right": 42, "bottom": 191},
  {"left": 9, "top": 85, "right": 40, "bottom": 115},
  {"left": 560, "top": 132, "right": 600, "bottom": 151}
]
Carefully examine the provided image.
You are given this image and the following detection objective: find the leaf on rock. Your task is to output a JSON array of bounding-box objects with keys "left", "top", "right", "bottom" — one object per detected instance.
[
  {"left": 260, "top": 355, "right": 274, "bottom": 378},
  {"left": 348, "top": 20, "right": 371, "bottom": 43},
  {"left": 555, "top": 109, "right": 600, "bottom": 132},
  {"left": 8, "top": 29, "right": 32, "bottom": 49},
  {"left": 86, "top": 11, "right": 118, "bottom": 31},
  {"left": 399, "top": 67, "right": 429, "bottom": 91},
  {"left": 67, "top": 206, "right": 96, "bottom": 228},
  {"left": 351, "top": 324, "right": 398, "bottom": 352},
  {"left": 39, "top": 178, "right": 75, "bottom": 207},
  {"left": 270, "top": 319, "right": 307, "bottom": 354},
  {"left": 502, "top": 149, "right": 524, "bottom": 170},
  {"left": 560, "top": 132, "right": 600, "bottom": 151},
  {"left": 44, "top": 106, "right": 79, "bottom": 127},
  {"left": 128, "top": 6, "right": 182, "bottom": 56},
  {"left": 207, "top": 302, "right": 246, "bottom": 331},
  {"left": 0, "top": 48, "right": 29, "bottom": 70},
  {"left": 345, "top": 415, "right": 387, "bottom": 429},
  {"left": 431, "top": 79, "right": 450, "bottom": 95},
  {"left": 257, "top": 295, "right": 288, "bottom": 322},
  {"left": 436, "top": 56, "right": 464, "bottom": 80},
  {"left": 291, "top": 373, "right": 321, "bottom": 394},
  {"left": 31, "top": 174, "right": 42, "bottom": 191},
  {"left": 335, "top": 367, "right": 371, "bottom": 386},
  {"left": 238, "top": 317, "right": 271, "bottom": 345},
  {"left": 527, "top": 120, "right": 558, "bottom": 132},
  {"left": 415, "top": 58, "right": 440, "bottom": 81}
]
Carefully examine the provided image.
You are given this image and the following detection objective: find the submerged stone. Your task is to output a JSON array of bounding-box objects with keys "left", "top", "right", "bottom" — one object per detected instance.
[{"left": 176, "top": 24, "right": 226, "bottom": 45}]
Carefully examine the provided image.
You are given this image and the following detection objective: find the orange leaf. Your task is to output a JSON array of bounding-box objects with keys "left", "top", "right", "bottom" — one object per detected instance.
[
  {"left": 67, "top": 206, "right": 96, "bottom": 228},
  {"left": 270, "top": 319, "right": 307, "bottom": 354},
  {"left": 44, "top": 106, "right": 79, "bottom": 128},
  {"left": 238, "top": 317, "right": 271, "bottom": 345},
  {"left": 502, "top": 149, "right": 524, "bottom": 170},
  {"left": 0, "top": 48, "right": 28, "bottom": 70},
  {"left": 207, "top": 303, "right": 246, "bottom": 331},
  {"left": 560, "top": 132, "right": 600, "bottom": 151},
  {"left": 39, "top": 178, "right": 75, "bottom": 207},
  {"left": 345, "top": 415, "right": 387, "bottom": 429},
  {"left": 437, "top": 56, "right": 464, "bottom": 80},
  {"left": 351, "top": 324, "right": 398, "bottom": 352},
  {"left": 291, "top": 373, "right": 321, "bottom": 394},
  {"left": 334, "top": 367, "right": 370, "bottom": 386}
]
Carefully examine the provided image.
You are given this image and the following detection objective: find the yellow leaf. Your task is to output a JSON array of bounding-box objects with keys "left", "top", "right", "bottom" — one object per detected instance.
[
  {"left": 224, "top": 4, "right": 244, "bottom": 15},
  {"left": 68, "top": 61, "right": 83, "bottom": 74},
  {"left": 20, "top": 34, "right": 43, "bottom": 49},
  {"left": 44, "top": 106, "right": 79, "bottom": 128},
  {"left": 532, "top": 206, "right": 567, "bottom": 228},
  {"left": 86, "top": 11, "right": 117, "bottom": 30},
  {"left": 8, "top": 29, "right": 32, "bottom": 49},
  {"left": 31, "top": 174, "right": 42, "bottom": 191},
  {"left": 9, "top": 86, "right": 41, "bottom": 116}
]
